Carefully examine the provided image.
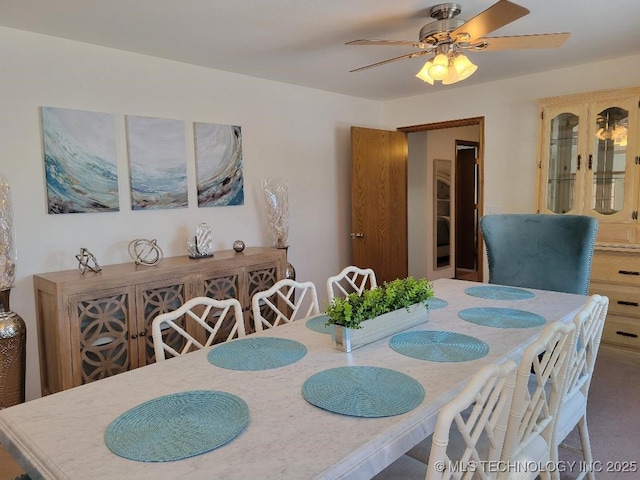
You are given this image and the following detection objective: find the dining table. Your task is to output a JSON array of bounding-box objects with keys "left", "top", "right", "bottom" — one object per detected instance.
[{"left": 0, "top": 278, "right": 588, "bottom": 480}]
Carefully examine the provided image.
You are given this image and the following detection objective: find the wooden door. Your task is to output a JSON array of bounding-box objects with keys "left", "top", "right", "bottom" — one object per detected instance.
[
  {"left": 455, "top": 143, "right": 478, "bottom": 272},
  {"left": 351, "top": 126, "right": 408, "bottom": 283}
]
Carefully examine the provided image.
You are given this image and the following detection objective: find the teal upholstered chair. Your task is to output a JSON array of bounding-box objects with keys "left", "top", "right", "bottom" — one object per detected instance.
[{"left": 479, "top": 214, "right": 598, "bottom": 295}]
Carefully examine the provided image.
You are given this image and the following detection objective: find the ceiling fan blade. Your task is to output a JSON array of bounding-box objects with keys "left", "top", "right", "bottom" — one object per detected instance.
[
  {"left": 451, "top": 0, "right": 529, "bottom": 43},
  {"left": 477, "top": 32, "right": 570, "bottom": 51},
  {"left": 346, "top": 39, "right": 431, "bottom": 48},
  {"left": 349, "top": 50, "right": 432, "bottom": 72}
]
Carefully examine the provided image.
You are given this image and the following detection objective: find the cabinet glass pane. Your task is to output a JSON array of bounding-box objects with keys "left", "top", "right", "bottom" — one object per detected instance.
[
  {"left": 592, "top": 107, "right": 628, "bottom": 215},
  {"left": 547, "top": 113, "right": 579, "bottom": 213}
]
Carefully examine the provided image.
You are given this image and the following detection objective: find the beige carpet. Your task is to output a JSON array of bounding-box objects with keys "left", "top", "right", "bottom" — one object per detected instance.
[
  {"left": 558, "top": 345, "right": 640, "bottom": 480},
  {"left": 0, "top": 345, "right": 638, "bottom": 480}
]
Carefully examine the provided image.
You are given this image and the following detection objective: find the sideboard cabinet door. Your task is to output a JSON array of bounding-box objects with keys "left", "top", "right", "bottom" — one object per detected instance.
[
  {"left": 245, "top": 261, "right": 281, "bottom": 334},
  {"left": 197, "top": 267, "right": 242, "bottom": 340},
  {"left": 69, "top": 286, "right": 136, "bottom": 391},
  {"left": 135, "top": 275, "right": 191, "bottom": 366}
]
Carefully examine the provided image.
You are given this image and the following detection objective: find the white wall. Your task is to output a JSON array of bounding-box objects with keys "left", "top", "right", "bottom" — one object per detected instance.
[
  {"left": 407, "top": 132, "right": 428, "bottom": 279},
  {"left": 0, "top": 27, "right": 382, "bottom": 400}
]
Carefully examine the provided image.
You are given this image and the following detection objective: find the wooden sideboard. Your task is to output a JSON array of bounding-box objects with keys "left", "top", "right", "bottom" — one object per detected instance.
[{"left": 33, "top": 247, "right": 286, "bottom": 395}]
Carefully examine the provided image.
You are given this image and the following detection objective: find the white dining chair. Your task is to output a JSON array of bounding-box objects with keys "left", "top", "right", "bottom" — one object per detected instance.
[
  {"left": 151, "top": 296, "right": 245, "bottom": 361},
  {"left": 551, "top": 294, "right": 609, "bottom": 480},
  {"left": 374, "top": 359, "right": 518, "bottom": 480},
  {"left": 326, "top": 265, "right": 377, "bottom": 303},
  {"left": 498, "top": 320, "right": 576, "bottom": 480},
  {"left": 252, "top": 278, "right": 320, "bottom": 332}
]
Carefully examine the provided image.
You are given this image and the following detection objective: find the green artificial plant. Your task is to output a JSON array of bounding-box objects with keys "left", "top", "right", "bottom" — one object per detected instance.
[{"left": 325, "top": 276, "right": 434, "bottom": 329}]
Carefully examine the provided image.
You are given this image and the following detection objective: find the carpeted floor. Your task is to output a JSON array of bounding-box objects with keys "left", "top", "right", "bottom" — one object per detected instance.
[
  {"left": 558, "top": 345, "right": 640, "bottom": 480},
  {"left": 0, "top": 345, "right": 638, "bottom": 480}
]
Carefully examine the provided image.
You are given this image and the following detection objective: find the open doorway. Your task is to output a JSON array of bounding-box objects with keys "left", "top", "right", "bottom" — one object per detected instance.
[{"left": 400, "top": 117, "right": 484, "bottom": 283}]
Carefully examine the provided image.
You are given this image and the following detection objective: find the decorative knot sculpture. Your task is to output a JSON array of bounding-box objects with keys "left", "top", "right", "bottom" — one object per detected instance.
[
  {"left": 75, "top": 247, "right": 101, "bottom": 274},
  {"left": 128, "top": 239, "right": 163, "bottom": 266}
]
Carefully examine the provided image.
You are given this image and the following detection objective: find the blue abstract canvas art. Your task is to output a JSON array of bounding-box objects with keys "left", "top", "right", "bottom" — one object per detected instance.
[
  {"left": 194, "top": 123, "right": 244, "bottom": 207},
  {"left": 42, "top": 107, "right": 119, "bottom": 214},
  {"left": 126, "top": 115, "right": 188, "bottom": 210}
]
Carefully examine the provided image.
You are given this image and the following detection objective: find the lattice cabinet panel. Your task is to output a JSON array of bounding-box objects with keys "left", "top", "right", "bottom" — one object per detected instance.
[
  {"left": 200, "top": 270, "right": 241, "bottom": 342},
  {"left": 155, "top": 314, "right": 191, "bottom": 357},
  {"left": 68, "top": 286, "right": 136, "bottom": 389},
  {"left": 34, "top": 247, "right": 286, "bottom": 395},
  {"left": 203, "top": 272, "right": 240, "bottom": 300},
  {"left": 247, "top": 265, "right": 279, "bottom": 296},
  {"left": 246, "top": 263, "right": 280, "bottom": 334},
  {"left": 137, "top": 276, "right": 190, "bottom": 366}
]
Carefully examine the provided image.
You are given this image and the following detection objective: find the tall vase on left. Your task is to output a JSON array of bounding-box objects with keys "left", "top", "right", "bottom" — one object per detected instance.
[
  {"left": 261, "top": 178, "right": 295, "bottom": 280},
  {"left": 0, "top": 173, "right": 26, "bottom": 408}
]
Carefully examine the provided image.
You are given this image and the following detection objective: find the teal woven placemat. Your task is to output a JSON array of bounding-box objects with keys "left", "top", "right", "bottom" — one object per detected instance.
[
  {"left": 426, "top": 297, "right": 448, "bottom": 310},
  {"left": 390, "top": 331, "right": 489, "bottom": 362},
  {"left": 104, "top": 390, "right": 249, "bottom": 462},
  {"left": 302, "top": 366, "right": 424, "bottom": 417},
  {"left": 306, "top": 314, "right": 333, "bottom": 335},
  {"left": 464, "top": 285, "right": 535, "bottom": 300},
  {"left": 208, "top": 337, "right": 307, "bottom": 370},
  {"left": 458, "top": 307, "right": 546, "bottom": 328}
]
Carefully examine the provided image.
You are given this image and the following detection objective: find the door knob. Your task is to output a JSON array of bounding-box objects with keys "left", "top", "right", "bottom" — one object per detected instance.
[{"left": 350, "top": 233, "right": 365, "bottom": 239}]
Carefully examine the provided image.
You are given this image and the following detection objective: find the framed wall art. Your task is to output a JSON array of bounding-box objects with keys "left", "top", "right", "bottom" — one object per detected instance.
[
  {"left": 194, "top": 122, "right": 244, "bottom": 207},
  {"left": 126, "top": 115, "right": 188, "bottom": 210},
  {"left": 41, "top": 107, "right": 119, "bottom": 214}
]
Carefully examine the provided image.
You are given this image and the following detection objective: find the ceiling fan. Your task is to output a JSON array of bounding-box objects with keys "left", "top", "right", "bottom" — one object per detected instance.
[{"left": 346, "top": 0, "right": 570, "bottom": 85}]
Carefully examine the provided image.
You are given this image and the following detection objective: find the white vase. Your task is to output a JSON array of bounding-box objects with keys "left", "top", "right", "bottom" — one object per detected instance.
[{"left": 331, "top": 303, "right": 429, "bottom": 352}]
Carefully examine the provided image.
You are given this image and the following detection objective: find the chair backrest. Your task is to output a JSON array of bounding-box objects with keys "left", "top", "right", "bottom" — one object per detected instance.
[
  {"left": 425, "top": 360, "right": 518, "bottom": 480},
  {"left": 326, "top": 265, "right": 377, "bottom": 303},
  {"left": 151, "top": 296, "right": 245, "bottom": 361},
  {"left": 252, "top": 278, "right": 320, "bottom": 332},
  {"left": 563, "top": 294, "right": 609, "bottom": 402},
  {"left": 501, "top": 320, "right": 576, "bottom": 467},
  {"left": 479, "top": 214, "right": 598, "bottom": 294}
]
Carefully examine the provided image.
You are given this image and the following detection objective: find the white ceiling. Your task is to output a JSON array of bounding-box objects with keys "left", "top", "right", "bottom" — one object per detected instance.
[{"left": 2, "top": 0, "right": 640, "bottom": 101}]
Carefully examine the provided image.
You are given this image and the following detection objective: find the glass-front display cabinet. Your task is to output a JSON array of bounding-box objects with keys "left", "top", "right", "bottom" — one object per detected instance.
[{"left": 537, "top": 89, "right": 640, "bottom": 244}]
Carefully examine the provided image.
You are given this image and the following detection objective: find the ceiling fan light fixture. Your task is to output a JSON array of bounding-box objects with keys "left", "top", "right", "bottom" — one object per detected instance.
[
  {"left": 348, "top": 0, "right": 571, "bottom": 88},
  {"left": 441, "top": 70, "right": 459, "bottom": 85},
  {"left": 416, "top": 61, "right": 435, "bottom": 84},
  {"left": 417, "top": 50, "right": 477, "bottom": 86},
  {"left": 428, "top": 53, "right": 449, "bottom": 80},
  {"left": 452, "top": 53, "right": 477, "bottom": 80}
]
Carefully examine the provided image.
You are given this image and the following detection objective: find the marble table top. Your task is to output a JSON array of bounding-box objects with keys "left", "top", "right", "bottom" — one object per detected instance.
[{"left": 0, "top": 278, "right": 587, "bottom": 480}]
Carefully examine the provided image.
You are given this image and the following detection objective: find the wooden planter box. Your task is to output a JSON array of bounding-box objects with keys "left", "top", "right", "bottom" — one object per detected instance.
[{"left": 331, "top": 303, "right": 429, "bottom": 352}]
